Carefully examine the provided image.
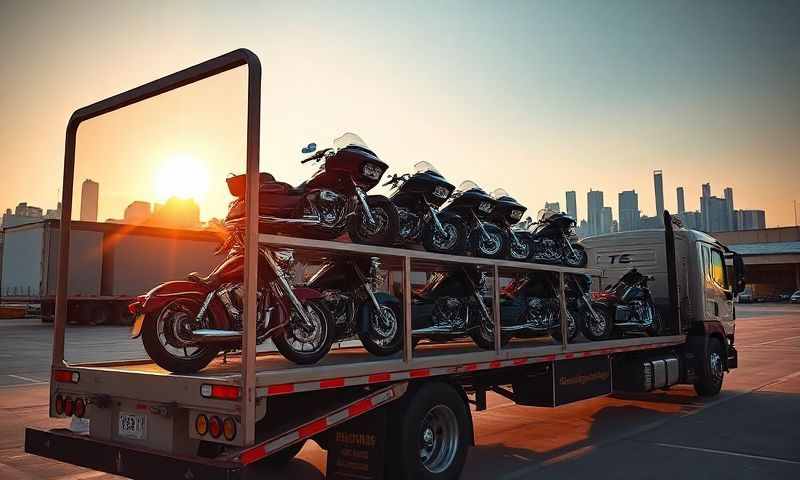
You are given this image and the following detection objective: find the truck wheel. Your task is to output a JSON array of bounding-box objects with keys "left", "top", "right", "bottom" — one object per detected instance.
[
  {"left": 390, "top": 383, "right": 470, "bottom": 480},
  {"left": 260, "top": 440, "right": 305, "bottom": 468},
  {"left": 694, "top": 337, "right": 724, "bottom": 397}
]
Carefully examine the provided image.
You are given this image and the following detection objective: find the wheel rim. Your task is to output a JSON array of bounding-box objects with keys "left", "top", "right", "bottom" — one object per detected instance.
[
  {"left": 156, "top": 299, "right": 207, "bottom": 360},
  {"left": 709, "top": 351, "right": 723, "bottom": 383},
  {"left": 478, "top": 231, "right": 502, "bottom": 256},
  {"left": 419, "top": 405, "right": 459, "bottom": 474},
  {"left": 358, "top": 206, "right": 389, "bottom": 238},
  {"left": 588, "top": 308, "right": 608, "bottom": 337},
  {"left": 510, "top": 238, "right": 530, "bottom": 260},
  {"left": 432, "top": 223, "right": 459, "bottom": 250},
  {"left": 284, "top": 304, "right": 327, "bottom": 354},
  {"left": 369, "top": 306, "right": 398, "bottom": 347}
]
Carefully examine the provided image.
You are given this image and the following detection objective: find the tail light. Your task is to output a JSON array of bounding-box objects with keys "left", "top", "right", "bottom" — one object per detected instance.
[
  {"left": 195, "top": 414, "right": 208, "bottom": 436},
  {"left": 54, "top": 370, "right": 80, "bottom": 383},
  {"left": 64, "top": 397, "right": 74, "bottom": 417},
  {"left": 209, "top": 416, "right": 222, "bottom": 438},
  {"left": 223, "top": 417, "right": 237, "bottom": 441},
  {"left": 200, "top": 384, "right": 240, "bottom": 400},
  {"left": 128, "top": 295, "right": 147, "bottom": 314},
  {"left": 74, "top": 398, "right": 86, "bottom": 418},
  {"left": 55, "top": 395, "right": 64, "bottom": 415}
]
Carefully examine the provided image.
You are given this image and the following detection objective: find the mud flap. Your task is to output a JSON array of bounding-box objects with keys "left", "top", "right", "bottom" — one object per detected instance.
[{"left": 326, "top": 407, "right": 387, "bottom": 480}]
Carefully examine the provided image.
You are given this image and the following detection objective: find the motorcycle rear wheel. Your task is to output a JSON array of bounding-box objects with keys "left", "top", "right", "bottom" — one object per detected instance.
[
  {"left": 272, "top": 299, "right": 335, "bottom": 365},
  {"left": 141, "top": 298, "right": 219, "bottom": 374}
]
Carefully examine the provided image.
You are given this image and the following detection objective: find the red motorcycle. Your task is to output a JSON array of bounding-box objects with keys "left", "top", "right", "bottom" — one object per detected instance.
[
  {"left": 225, "top": 133, "right": 398, "bottom": 244},
  {"left": 128, "top": 230, "right": 335, "bottom": 373}
]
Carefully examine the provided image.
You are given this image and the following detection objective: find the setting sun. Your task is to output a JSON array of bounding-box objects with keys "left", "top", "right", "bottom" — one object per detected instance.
[{"left": 153, "top": 153, "right": 209, "bottom": 201}]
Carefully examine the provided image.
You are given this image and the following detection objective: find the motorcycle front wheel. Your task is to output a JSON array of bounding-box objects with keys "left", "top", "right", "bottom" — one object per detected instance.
[
  {"left": 551, "top": 309, "right": 580, "bottom": 343},
  {"left": 563, "top": 243, "right": 588, "bottom": 268},
  {"left": 471, "top": 223, "right": 509, "bottom": 259},
  {"left": 469, "top": 321, "right": 511, "bottom": 350},
  {"left": 358, "top": 301, "right": 403, "bottom": 356},
  {"left": 141, "top": 298, "right": 219, "bottom": 374},
  {"left": 272, "top": 299, "right": 336, "bottom": 365},
  {"left": 422, "top": 214, "right": 467, "bottom": 255},
  {"left": 581, "top": 303, "right": 613, "bottom": 341},
  {"left": 508, "top": 231, "right": 534, "bottom": 262},
  {"left": 348, "top": 195, "right": 399, "bottom": 245}
]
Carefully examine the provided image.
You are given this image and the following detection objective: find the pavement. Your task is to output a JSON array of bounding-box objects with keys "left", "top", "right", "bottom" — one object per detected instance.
[{"left": 0, "top": 303, "right": 798, "bottom": 479}]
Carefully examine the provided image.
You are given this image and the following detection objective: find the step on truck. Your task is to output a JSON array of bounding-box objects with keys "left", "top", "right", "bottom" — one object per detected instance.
[{"left": 24, "top": 49, "right": 744, "bottom": 480}]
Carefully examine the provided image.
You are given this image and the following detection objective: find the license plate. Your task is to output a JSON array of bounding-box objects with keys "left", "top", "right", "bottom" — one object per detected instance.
[{"left": 118, "top": 412, "right": 146, "bottom": 440}]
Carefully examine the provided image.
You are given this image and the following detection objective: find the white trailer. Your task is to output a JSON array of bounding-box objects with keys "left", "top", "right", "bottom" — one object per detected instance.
[{"left": 0, "top": 219, "right": 221, "bottom": 324}]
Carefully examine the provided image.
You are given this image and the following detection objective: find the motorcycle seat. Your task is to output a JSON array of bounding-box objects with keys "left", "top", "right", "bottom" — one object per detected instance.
[{"left": 187, "top": 271, "right": 221, "bottom": 289}]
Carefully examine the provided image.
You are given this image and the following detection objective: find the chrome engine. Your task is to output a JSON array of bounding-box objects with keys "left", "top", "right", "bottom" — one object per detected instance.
[
  {"left": 397, "top": 207, "right": 422, "bottom": 240},
  {"left": 523, "top": 297, "right": 560, "bottom": 330},
  {"left": 310, "top": 190, "right": 346, "bottom": 226},
  {"left": 432, "top": 297, "right": 467, "bottom": 330}
]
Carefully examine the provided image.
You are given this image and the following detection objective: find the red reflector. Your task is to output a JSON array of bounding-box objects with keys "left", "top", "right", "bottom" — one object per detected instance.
[
  {"left": 74, "top": 398, "right": 86, "bottom": 418},
  {"left": 201, "top": 384, "right": 240, "bottom": 400},
  {"left": 209, "top": 416, "right": 222, "bottom": 438},
  {"left": 54, "top": 370, "right": 79, "bottom": 383},
  {"left": 64, "top": 397, "right": 74, "bottom": 416},
  {"left": 127, "top": 302, "right": 141, "bottom": 314},
  {"left": 55, "top": 395, "right": 64, "bottom": 415}
]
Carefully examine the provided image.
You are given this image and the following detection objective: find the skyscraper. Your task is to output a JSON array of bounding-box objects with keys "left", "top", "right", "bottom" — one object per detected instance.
[
  {"left": 601, "top": 207, "right": 613, "bottom": 234},
  {"left": 723, "top": 187, "right": 735, "bottom": 231},
  {"left": 676, "top": 187, "right": 685, "bottom": 215},
  {"left": 565, "top": 191, "right": 577, "bottom": 220},
  {"left": 587, "top": 190, "right": 604, "bottom": 236},
  {"left": 653, "top": 170, "right": 664, "bottom": 225},
  {"left": 618, "top": 190, "right": 640, "bottom": 232},
  {"left": 700, "top": 183, "right": 711, "bottom": 231},
  {"left": 80, "top": 179, "right": 99, "bottom": 222},
  {"left": 544, "top": 201, "right": 560, "bottom": 212}
]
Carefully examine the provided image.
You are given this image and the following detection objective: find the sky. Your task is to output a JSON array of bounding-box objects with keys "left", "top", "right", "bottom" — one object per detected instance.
[{"left": 1, "top": 0, "right": 798, "bottom": 226}]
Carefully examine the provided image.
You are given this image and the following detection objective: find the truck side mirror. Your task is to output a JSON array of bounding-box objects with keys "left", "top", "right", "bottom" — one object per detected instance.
[{"left": 732, "top": 253, "right": 746, "bottom": 295}]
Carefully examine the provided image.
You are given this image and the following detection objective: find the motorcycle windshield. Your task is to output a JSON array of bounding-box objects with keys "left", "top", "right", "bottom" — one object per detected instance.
[
  {"left": 333, "top": 132, "right": 369, "bottom": 151},
  {"left": 490, "top": 188, "right": 510, "bottom": 199},
  {"left": 537, "top": 208, "right": 558, "bottom": 222},
  {"left": 457, "top": 180, "right": 482, "bottom": 193},
  {"left": 414, "top": 161, "right": 441, "bottom": 175}
]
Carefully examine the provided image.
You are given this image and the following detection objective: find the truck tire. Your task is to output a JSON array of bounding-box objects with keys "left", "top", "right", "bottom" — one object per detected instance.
[
  {"left": 389, "top": 382, "right": 470, "bottom": 480},
  {"left": 260, "top": 440, "right": 305, "bottom": 467},
  {"left": 694, "top": 337, "right": 724, "bottom": 397}
]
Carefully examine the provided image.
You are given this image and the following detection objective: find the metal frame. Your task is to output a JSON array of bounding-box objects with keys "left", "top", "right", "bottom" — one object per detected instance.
[{"left": 52, "top": 49, "right": 262, "bottom": 443}]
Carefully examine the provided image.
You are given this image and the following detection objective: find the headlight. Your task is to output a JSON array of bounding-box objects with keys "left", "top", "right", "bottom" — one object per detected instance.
[
  {"left": 362, "top": 163, "right": 382, "bottom": 180},
  {"left": 478, "top": 201, "right": 493, "bottom": 213},
  {"left": 510, "top": 210, "right": 523, "bottom": 220},
  {"left": 433, "top": 185, "right": 450, "bottom": 199}
]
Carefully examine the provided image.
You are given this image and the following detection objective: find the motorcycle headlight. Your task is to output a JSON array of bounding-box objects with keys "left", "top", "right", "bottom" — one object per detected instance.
[
  {"left": 433, "top": 185, "right": 450, "bottom": 199},
  {"left": 362, "top": 163, "right": 382, "bottom": 180},
  {"left": 510, "top": 210, "right": 523, "bottom": 220},
  {"left": 478, "top": 201, "right": 493, "bottom": 213}
]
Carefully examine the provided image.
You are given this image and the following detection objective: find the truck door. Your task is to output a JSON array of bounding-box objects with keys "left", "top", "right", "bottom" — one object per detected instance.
[{"left": 701, "top": 244, "right": 734, "bottom": 335}]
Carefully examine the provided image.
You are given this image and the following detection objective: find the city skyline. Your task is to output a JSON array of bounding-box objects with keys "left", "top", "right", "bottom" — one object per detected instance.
[{"left": 0, "top": 2, "right": 798, "bottom": 229}]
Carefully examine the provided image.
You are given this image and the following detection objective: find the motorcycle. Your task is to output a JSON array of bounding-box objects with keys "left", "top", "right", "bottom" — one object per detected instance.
[
  {"left": 411, "top": 266, "right": 504, "bottom": 349},
  {"left": 583, "top": 268, "right": 662, "bottom": 340},
  {"left": 383, "top": 161, "right": 462, "bottom": 254},
  {"left": 488, "top": 188, "right": 534, "bottom": 261},
  {"left": 128, "top": 230, "right": 336, "bottom": 373},
  {"left": 528, "top": 209, "right": 587, "bottom": 267},
  {"left": 440, "top": 181, "right": 508, "bottom": 259},
  {"left": 498, "top": 271, "right": 590, "bottom": 342},
  {"left": 305, "top": 256, "right": 403, "bottom": 356},
  {"left": 225, "top": 132, "right": 399, "bottom": 245}
]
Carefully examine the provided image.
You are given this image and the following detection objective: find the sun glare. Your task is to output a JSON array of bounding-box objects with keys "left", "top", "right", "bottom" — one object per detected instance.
[{"left": 154, "top": 154, "right": 209, "bottom": 202}]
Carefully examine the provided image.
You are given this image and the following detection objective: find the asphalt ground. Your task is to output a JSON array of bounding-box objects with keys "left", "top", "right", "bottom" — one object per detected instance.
[{"left": 0, "top": 303, "right": 798, "bottom": 479}]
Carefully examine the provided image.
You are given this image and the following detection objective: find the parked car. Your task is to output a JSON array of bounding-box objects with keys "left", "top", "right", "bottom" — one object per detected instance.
[
  {"left": 791, "top": 291, "right": 800, "bottom": 304},
  {"left": 737, "top": 292, "right": 753, "bottom": 303}
]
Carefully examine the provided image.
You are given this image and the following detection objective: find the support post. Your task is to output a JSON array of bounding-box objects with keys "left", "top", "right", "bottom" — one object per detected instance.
[
  {"left": 403, "top": 256, "right": 413, "bottom": 363},
  {"left": 493, "top": 265, "right": 501, "bottom": 354},
  {"left": 559, "top": 271, "right": 568, "bottom": 351}
]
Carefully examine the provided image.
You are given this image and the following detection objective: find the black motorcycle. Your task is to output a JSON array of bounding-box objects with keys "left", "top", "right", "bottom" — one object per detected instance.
[
  {"left": 225, "top": 133, "right": 399, "bottom": 245},
  {"left": 383, "top": 162, "right": 461, "bottom": 254},
  {"left": 439, "top": 181, "right": 508, "bottom": 259},
  {"left": 305, "top": 256, "right": 403, "bottom": 356},
  {"left": 584, "top": 268, "right": 662, "bottom": 340},
  {"left": 411, "top": 266, "right": 503, "bottom": 350},
  {"left": 498, "top": 271, "right": 591, "bottom": 342},
  {"left": 489, "top": 188, "right": 533, "bottom": 261},
  {"left": 528, "top": 209, "right": 587, "bottom": 267}
]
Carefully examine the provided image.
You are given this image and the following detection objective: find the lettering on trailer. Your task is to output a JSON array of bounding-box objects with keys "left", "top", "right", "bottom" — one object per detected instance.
[
  {"left": 608, "top": 253, "right": 632, "bottom": 264},
  {"left": 554, "top": 355, "right": 612, "bottom": 405},
  {"left": 326, "top": 407, "right": 387, "bottom": 480}
]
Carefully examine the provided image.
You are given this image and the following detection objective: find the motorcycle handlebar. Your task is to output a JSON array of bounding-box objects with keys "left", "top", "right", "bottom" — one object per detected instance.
[{"left": 301, "top": 148, "right": 331, "bottom": 164}]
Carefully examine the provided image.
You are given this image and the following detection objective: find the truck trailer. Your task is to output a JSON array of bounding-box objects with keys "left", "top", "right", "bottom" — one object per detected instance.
[
  {"left": 0, "top": 219, "right": 221, "bottom": 324},
  {"left": 24, "top": 49, "right": 745, "bottom": 480}
]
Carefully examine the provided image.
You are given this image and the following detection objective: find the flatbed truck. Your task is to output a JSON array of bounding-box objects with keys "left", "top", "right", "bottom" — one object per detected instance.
[{"left": 24, "top": 49, "right": 744, "bottom": 480}]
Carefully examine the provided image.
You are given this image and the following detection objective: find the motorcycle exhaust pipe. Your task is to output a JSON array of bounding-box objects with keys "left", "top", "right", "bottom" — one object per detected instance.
[
  {"left": 411, "top": 327, "right": 465, "bottom": 336},
  {"left": 258, "top": 215, "right": 322, "bottom": 226}
]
